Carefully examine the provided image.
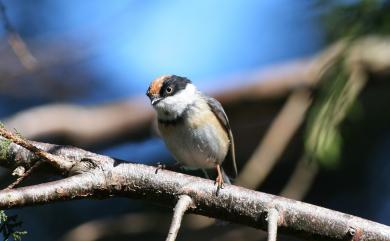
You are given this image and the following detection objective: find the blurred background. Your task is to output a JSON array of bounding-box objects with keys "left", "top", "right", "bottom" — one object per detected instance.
[{"left": 0, "top": 0, "right": 389, "bottom": 240}]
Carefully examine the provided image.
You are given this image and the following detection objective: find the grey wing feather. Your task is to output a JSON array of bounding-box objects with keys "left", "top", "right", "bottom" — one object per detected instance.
[{"left": 205, "top": 96, "right": 238, "bottom": 176}]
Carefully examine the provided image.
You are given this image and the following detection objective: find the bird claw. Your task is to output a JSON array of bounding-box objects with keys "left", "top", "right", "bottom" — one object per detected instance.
[
  {"left": 215, "top": 173, "right": 224, "bottom": 196},
  {"left": 155, "top": 162, "right": 166, "bottom": 174}
]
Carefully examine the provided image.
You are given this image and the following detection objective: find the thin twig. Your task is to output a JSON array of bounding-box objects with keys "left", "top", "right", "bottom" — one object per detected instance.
[
  {"left": 267, "top": 208, "right": 279, "bottom": 241},
  {"left": 0, "top": 0, "right": 38, "bottom": 70},
  {"left": 235, "top": 90, "right": 312, "bottom": 188},
  {"left": 0, "top": 140, "right": 389, "bottom": 240},
  {"left": 4, "top": 160, "right": 43, "bottom": 190},
  {"left": 0, "top": 125, "right": 72, "bottom": 172},
  {"left": 280, "top": 156, "right": 318, "bottom": 200},
  {"left": 166, "top": 195, "right": 194, "bottom": 241}
]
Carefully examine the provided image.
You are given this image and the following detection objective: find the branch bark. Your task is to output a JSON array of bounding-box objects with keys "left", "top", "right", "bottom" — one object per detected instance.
[
  {"left": 166, "top": 195, "right": 194, "bottom": 241},
  {"left": 0, "top": 127, "right": 72, "bottom": 172},
  {"left": 0, "top": 139, "right": 389, "bottom": 241},
  {"left": 1, "top": 37, "right": 390, "bottom": 241},
  {"left": 267, "top": 208, "right": 279, "bottom": 241}
]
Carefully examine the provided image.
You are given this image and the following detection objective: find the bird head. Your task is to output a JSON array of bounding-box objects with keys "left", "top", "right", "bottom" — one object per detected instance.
[{"left": 146, "top": 75, "right": 197, "bottom": 120}]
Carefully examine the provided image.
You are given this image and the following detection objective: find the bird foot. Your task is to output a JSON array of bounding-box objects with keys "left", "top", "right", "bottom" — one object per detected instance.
[
  {"left": 155, "top": 162, "right": 166, "bottom": 174},
  {"left": 214, "top": 165, "right": 224, "bottom": 196}
]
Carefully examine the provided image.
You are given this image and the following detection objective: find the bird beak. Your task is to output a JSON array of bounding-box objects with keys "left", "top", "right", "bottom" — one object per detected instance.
[{"left": 150, "top": 96, "right": 162, "bottom": 105}]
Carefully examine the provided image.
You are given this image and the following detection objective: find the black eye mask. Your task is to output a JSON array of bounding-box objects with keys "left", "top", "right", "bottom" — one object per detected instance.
[{"left": 160, "top": 75, "right": 192, "bottom": 97}]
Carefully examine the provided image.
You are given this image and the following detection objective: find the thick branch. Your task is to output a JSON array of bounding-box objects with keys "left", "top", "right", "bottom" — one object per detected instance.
[{"left": 0, "top": 141, "right": 389, "bottom": 241}]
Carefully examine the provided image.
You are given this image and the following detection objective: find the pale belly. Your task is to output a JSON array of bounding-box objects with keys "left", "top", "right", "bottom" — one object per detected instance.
[{"left": 158, "top": 116, "right": 229, "bottom": 169}]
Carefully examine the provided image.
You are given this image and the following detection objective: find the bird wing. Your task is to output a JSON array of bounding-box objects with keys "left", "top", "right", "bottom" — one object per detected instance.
[{"left": 206, "top": 96, "right": 237, "bottom": 176}]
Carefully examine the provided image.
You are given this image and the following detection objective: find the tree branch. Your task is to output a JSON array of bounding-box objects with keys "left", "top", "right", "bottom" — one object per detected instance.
[
  {"left": 0, "top": 37, "right": 390, "bottom": 240},
  {"left": 0, "top": 0, "right": 38, "bottom": 70},
  {"left": 0, "top": 140, "right": 389, "bottom": 241},
  {"left": 0, "top": 126, "right": 72, "bottom": 172},
  {"left": 166, "top": 195, "right": 194, "bottom": 241},
  {"left": 267, "top": 208, "right": 279, "bottom": 241},
  {"left": 4, "top": 160, "right": 43, "bottom": 190}
]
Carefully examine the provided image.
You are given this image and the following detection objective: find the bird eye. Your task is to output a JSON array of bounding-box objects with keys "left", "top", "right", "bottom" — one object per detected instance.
[{"left": 166, "top": 86, "right": 173, "bottom": 94}]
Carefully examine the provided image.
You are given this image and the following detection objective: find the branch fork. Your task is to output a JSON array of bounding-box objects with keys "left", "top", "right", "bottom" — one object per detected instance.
[
  {"left": 0, "top": 127, "right": 390, "bottom": 241},
  {"left": 267, "top": 208, "right": 280, "bottom": 241},
  {"left": 166, "top": 195, "right": 194, "bottom": 241}
]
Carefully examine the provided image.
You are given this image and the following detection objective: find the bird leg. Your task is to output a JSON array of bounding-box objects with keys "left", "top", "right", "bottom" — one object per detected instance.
[
  {"left": 155, "top": 162, "right": 167, "bottom": 174},
  {"left": 215, "top": 164, "right": 224, "bottom": 194},
  {"left": 155, "top": 161, "right": 184, "bottom": 174}
]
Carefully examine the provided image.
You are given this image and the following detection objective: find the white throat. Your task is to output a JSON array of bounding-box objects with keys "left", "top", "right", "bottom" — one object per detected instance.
[{"left": 154, "top": 84, "right": 198, "bottom": 121}]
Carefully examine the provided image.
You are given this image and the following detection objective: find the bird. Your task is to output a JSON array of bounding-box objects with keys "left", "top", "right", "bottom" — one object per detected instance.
[{"left": 146, "top": 75, "right": 237, "bottom": 191}]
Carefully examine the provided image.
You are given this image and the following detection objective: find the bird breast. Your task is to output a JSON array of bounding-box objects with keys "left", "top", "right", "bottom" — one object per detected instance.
[{"left": 158, "top": 104, "right": 229, "bottom": 169}]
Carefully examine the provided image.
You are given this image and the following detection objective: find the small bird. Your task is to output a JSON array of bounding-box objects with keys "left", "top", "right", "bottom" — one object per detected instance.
[{"left": 146, "top": 75, "right": 237, "bottom": 190}]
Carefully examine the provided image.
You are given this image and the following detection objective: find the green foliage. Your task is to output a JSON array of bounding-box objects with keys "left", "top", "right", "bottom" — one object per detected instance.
[
  {"left": 305, "top": 0, "right": 389, "bottom": 167},
  {"left": 0, "top": 211, "right": 27, "bottom": 241},
  {"left": 0, "top": 138, "right": 11, "bottom": 160},
  {"left": 0, "top": 122, "right": 9, "bottom": 159},
  {"left": 305, "top": 60, "right": 347, "bottom": 167},
  {"left": 321, "top": 0, "right": 390, "bottom": 42},
  {"left": 0, "top": 122, "right": 21, "bottom": 160},
  {"left": 305, "top": 52, "right": 369, "bottom": 167}
]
